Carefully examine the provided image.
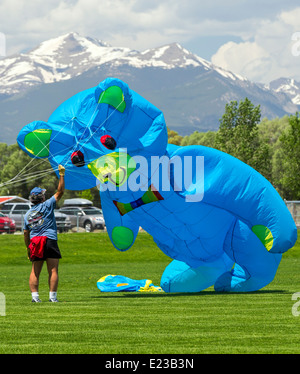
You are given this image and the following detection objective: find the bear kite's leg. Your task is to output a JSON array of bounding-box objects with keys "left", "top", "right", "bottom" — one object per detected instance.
[
  {"left": 160, "top": 253, "right": 233, "bottom": 293},
  {"left": 214, "top": 220, "right": 282, "bottom": 292}
]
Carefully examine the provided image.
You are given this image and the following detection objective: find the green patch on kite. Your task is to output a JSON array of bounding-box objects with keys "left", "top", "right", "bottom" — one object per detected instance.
[
  {"left": 24, "top": 129, "right": 52, "bottom": 158},
  {"left": 98, "top": 86, "right": 126, "bottom": 113},
  {"left": 252, "top": 225, "right": 274, "bottom": 252}
]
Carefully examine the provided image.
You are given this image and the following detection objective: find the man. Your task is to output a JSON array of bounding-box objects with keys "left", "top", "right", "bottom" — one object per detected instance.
[{"left": 24, "top": 165, "right": 65, "bottom": 303}]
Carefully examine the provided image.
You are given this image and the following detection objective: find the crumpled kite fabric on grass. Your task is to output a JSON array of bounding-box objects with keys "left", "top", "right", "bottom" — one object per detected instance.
[
  {"left": 17, "top": 77, "right": 297, "bottom": 293},
  {"left": 97, "top": 275, "right": 163, "bottom": 292}
]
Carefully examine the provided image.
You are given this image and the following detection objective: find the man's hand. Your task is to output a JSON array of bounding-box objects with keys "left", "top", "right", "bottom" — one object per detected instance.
[{"left": 58, "top": 165, "right": 65, "bottom": 176}]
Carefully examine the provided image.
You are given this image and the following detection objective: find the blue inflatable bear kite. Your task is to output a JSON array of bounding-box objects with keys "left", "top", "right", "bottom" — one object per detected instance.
[{"left": 17, "top": 77, "right": 297, "bottom": 292}]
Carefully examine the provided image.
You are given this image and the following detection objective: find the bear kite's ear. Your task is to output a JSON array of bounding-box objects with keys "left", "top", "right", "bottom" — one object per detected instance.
[
  {"left": 17, "top": 121, "right": 52, "bottom": 159},
  {"left": 95, "top": 78, "right": 132, "bottom": 114},
  {"left": 17, "top": 120, "right": 75, "bottom": 161},
  {"left": 97, "top": 85, "right": 126, "bottom": 113}
]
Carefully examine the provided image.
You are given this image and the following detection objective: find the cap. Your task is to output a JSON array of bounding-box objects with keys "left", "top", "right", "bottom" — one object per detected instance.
[{"left": 30, "top": 187, "right": 46, "bottom": 196}]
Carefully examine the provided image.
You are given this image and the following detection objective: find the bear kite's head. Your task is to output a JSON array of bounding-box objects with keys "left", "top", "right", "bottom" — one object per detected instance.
[{"left": 17, "top": 78, "right": 168, "bottom": 191}]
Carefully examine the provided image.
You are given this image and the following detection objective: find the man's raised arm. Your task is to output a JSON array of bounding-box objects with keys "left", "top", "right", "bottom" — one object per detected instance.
[{"left": 54, "top": 165, "right": 65, "bottom": 203}]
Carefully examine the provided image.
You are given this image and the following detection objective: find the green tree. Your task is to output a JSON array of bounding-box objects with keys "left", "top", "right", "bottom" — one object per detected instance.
[
  {"left": 258, "top": 116, "right": 289, "bottom": 146},
  {"left": 167, "top": 128, "right": 183, "bottom": 145},
  {"left": 215, "top": 98, "right": 271, "bottom": 179},
  {"left": 181, "top": 131, "right": 216, "bottom": 148},
  {"left": 0, "top": 143, "right": 101, "bottom": 207},
  {"left": 258, "top": 116, "right": 290, "bottom": 190},
  {"left": 77, "top": 189, "right": 93, "bottom": 201},
  {"left": 275, "top": 112, "right": 300, "bottom": 199},
  {"left": 0, "top": 143, "right": 58, "bottom": 198}
]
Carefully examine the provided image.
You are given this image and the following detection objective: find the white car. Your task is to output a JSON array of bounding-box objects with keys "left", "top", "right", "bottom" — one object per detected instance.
[{"left": 58, "top": 206, "right": 105, "bottom": 232}]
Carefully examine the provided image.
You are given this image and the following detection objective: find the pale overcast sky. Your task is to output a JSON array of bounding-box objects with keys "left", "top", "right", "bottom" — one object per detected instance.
[{"left": 0, "top": 0, "right": 300, "bottom": 83}]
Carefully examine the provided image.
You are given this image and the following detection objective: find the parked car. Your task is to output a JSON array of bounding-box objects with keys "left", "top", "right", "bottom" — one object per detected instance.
[
  {"left": 1, "top": 202, "right": 31, "bottom": 230},
  {"left": 54, "top": 210, "right": 72, "bottom": 233},
  {"left": 1, "top": 202, "right": 71, "bottom": 232},
  {"left": 0, "top": 212, "right": 16, "bottom": 234},
  {"left": 59, "top": 206, "right": 105, "bottom": 232}
]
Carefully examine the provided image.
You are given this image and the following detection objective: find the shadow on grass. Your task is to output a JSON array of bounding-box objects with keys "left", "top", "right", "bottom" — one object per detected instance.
[{"left": 91, "top": 289, "right": 288, "bottom": 299}]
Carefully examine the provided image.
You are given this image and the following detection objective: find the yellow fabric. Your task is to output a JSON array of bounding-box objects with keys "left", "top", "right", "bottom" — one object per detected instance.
[{"left": 139, "top": 279, "right": 163, "bottom": 292}]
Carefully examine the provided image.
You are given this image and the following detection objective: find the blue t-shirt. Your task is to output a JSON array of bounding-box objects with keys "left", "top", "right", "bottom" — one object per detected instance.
[{"left": 24, "top": 196, "right": 57, "bottom": 240}]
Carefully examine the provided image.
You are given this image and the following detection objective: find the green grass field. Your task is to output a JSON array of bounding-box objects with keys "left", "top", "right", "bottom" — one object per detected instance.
[{"left": 0, "top": 230, "right": 300, "bottom": 354}]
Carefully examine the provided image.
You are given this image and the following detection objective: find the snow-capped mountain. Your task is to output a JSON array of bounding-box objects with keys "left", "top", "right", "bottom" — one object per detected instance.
[
  {"left": 0, "top": 33, "right": 133, "bottom": 95},
  {"left": 269, "top": 78, "right": 300, "bottom": 106},
  {"left": 0, "top": 32, "right": 246, "bottom": 96},
  {"left": 0, "top": 32, "right": 298, "bottom": 144}
]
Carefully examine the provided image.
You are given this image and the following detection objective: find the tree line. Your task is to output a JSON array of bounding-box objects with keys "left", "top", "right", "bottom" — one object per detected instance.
[
  {"left": 0, "top": 97, "right": 299, "bottom": 205},
  {"left": 0, "top": 143, "right": 101, "bottom": 207},
  {"left": 169, "top": 98, "right": 300, "bottom": 200}
]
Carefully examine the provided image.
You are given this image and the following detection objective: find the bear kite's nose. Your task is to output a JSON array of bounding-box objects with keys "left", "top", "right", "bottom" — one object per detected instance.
[{"left": 88, "top": 152, "right": 136, "bottom": 186}]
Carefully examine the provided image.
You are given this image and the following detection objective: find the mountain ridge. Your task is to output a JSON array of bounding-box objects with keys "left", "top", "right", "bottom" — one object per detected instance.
[
  {"left": 0, "top": 32, "right": 249, "bottom": 95},
  {"left": 0, "top": 32, "right": 298, "bottom": 145}
]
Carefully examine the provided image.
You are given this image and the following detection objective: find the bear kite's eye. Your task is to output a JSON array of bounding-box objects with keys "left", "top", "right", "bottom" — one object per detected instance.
[
  {"left": 71, "top": 150, "right": 85, "bottom": 167},
  {"left": 100, "top": 135, "right": 117, "bottom": 150}
]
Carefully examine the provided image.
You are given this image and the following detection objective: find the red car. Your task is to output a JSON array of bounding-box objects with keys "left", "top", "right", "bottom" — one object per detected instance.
[{"left": 0, "top": 212, "right": 16, "bottom": 234}]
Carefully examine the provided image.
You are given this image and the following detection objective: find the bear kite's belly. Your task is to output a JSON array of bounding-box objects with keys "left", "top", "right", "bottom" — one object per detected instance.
[{"left": 127, "top": 190, "right": 236, "bottom": 267}]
